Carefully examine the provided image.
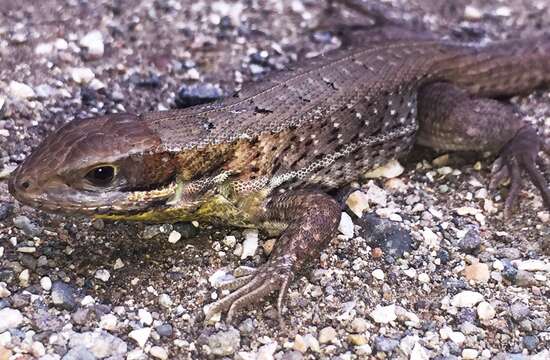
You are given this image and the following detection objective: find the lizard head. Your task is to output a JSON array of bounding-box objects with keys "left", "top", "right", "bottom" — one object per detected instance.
[{"left": 8, "top": 114, "right": 179, "bottom": 216}]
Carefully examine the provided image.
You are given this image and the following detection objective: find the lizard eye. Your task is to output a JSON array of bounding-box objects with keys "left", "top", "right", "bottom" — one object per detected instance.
[{"left": 85, "top": 165, "right": 117, "bottom": 187}]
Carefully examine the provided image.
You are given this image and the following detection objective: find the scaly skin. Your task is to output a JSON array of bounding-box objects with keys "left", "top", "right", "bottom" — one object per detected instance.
[{"left": 8, "top": 29, "right": 550, "bottom": 322}]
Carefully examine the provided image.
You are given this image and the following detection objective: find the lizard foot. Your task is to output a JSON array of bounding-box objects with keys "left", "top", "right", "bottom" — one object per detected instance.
[
  {"left": 490, "top": 126, "right": 550, "bottom": 217},
  {"left": 206, "top": 255, "right": 294, "bottom": 326}
]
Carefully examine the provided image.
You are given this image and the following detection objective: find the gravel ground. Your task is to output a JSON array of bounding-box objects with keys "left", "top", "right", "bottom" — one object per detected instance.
[{"left": 0, "top": 0, "right": 549, "bottom": 359}]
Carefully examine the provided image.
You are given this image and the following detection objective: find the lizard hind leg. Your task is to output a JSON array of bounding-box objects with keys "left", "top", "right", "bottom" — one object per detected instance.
[
  {"left": 206, "top": 190, "right": 341, "bottom": 324},
  {"left": 416, "top": 82, "right": 550, "bottom": 216}
]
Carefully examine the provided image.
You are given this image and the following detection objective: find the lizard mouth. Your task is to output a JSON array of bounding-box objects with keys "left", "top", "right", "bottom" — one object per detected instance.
[{"left": 9, "top": 168, "right": 179, "bottom": 216}]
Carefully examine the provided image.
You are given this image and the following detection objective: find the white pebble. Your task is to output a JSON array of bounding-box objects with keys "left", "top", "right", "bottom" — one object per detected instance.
[
  {"left": 515, "top": 260, "right": 550, "bottom": 272},
  {"left": 81, "top": 295, "right": 96, "bottom": 306},
  {"left": 449, "top": 331, "right": 465, "bottom": 345},
  {"left": 365, "top": 183, "right": 387, "bottom": 207},
  {"left": 418, "top": 273, "right": 430, "bottom": 283},
  {"left": 138, "top": 309, "right": 153, "bottom": 325},
  {"left": 492, "top": 260, "right": 504, "bottom": 271},
  {"left": 31, "top": 341, "right": 46, "bottom": 357},
  {"left": 369, "top": 304, "right": 397, "bottom": 323},
  {"left": 89, "top": 78, "right": 106, "bottom": 91},
  {"left": 464, "top": 5, "right": 483, "bottom": 20},
  {"left": 477, "top": 301, "right": 496, "bottom": 321},
  {"left": 364, "top": 159, "right": 404, "bottom": 179},
  {"left": 421, "top": 227, "right": 439, "bottom": 248},
  {"left": 318, "top": 326, "right": 338, "bottom": 344},
  {"left": 159, "top": 293, "right": 173, "bottom": 308},
  {"left": 410, "top": 343, "right": 430, "bottom": 360},
  {"left": 100, "top": 313, "right": 118, "bottom": 331},
  {"left": 168, "top": 230, "right": 182, "bottom": 244},
  {"left": 54, "top": 38, "right": 68, "bottom": 50},
  {"left": 338, "top": 212, "right": 354, "bottom": 239},
  {"left": 70, "top": 67, "right": 95, "bottom": 84},
  {"left": 451, "top": 291, "right": 484, "bottom": 307},
  {"left": 208, "top": 269, "right": 234, "bottom": 288},
  {"left": 223, "top": 235, "right": 237, "bottom": 248},
  {"left": 257, "top": 342, "right": 278, "bottom": 358},
  {"left": 8, "top": 81, "right": 35, "bottom": 99},
  {"left": 129, "top": 327, "right": 151, "bottom": 348},
  {"left": 241, "top": 229, "right": 259, "bottom": 259},
  {"left": 372, "top": 269, "right": 385, "bottom": 280},
  {"left": 114, "top": 258, "right": 125, "bottom": 270},
  {"left": 0, "top": 331, "right": 11, "bottom": 346},
  {"left": 494, "top": 6, "right": 511, "bottom": 17},
  {"left": 149, "top": 346, "right": 169, "bottom": 360},
  {"left": 403, "top": 268, "right": 416, "bottom": 278},
  {"left": 79, "top": 30, "right": 104, "bottom": 58},
  {"left": 127, "top": 349, "right": 145, "bottom": 360},
  {"left": 346, "top": 190, "right": 370, "bottom": 218},
  {"left": 0, "top": 308, "right": 24, "bottom": 332},
  {"left": 462, "top": 348, "right": 479, "bottom": 359},
  {"left": 481, "top": 349, "right": 492, "bottom": 358},
  {"left": 94, "top": 269, "right": 111, "bottom": 282},
  {"left": 19, "top": 269, "right": 30, "bottom": 287},
  {"left": 35, "top": 43, "right": 54, "bottom": 55},
  {"left": 40, "top": 277, "right": 52, "bottom": 291},
  {"left": 0, "top": 283, "right": 10, "bottom": 299}
]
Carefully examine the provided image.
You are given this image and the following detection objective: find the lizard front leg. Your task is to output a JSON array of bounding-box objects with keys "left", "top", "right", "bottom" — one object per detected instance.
[
  {"left": 206, "top": 190, "right": 341, "bottom": 323},
  {"left": 416, "top": 82, "right": 550, "bottom": 216}
]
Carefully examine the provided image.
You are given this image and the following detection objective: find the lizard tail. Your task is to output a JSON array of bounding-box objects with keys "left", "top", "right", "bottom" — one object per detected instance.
[{"left": 438, "top": 34, "right": 550, "bottom": 98}]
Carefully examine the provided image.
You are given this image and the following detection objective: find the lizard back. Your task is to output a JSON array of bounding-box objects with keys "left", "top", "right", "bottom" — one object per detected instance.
[{"left": 141, "top": 36, "right": 550, "bottom": 191}]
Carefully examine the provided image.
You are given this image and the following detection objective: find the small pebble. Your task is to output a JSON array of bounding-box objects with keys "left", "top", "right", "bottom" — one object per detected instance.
[
  {"left": 372, "top": 269, "right": 385, "bottom": 280},
  {"left": 458, "top": 229, "right": 481, "bottom": 253},
  {"left": 156, "top": 324, "right": 173, "bottom": 337},
  {"left": 462, "top": 349, "right": 479, "bottom": 359},
  {"left": 168, "top": 230, "right": 182, "bottom": 244},
  {"left": 79, "top": 30, "right": 104, "bottom": 58},
  {"left": 207, "top": 327, "right": 241, "bottom": 356},
  {"left": 138, "top": 309, "right": 153, "bottom": 325},
  {"left": 477, "top": 301, "right": 496, "bottom": 320},
  {"left": 95, "top": 269, "right": 111, "bottom": 282},
  {"left": 509, "top": 302, "right": 530, "bottom": 322},
  {"left": 338, "top": 212, "right": 354, "bottom": 238},
  {"left": 451, "top": 291, "right": 484, "bottom": 307},
  {"left": 128, "top": 327, "right": 151, "bottom": 348},
  {"left": 70, "top": 67, "right": 95, "bottom": 84},
  {"left": 318, "top": 326, "right": 337, "bottom": 344},
  {"left": 159, "top": 293, "right": 173, "bottom": 308},
  {"left": 0, "top": 308, "right": 23, "bottom": 332},
  {"left": 464, "top": 263, "right": 490, "bottom": 282},
  {"left": 8, "top": 81, "right": 35, "bottom": 99},
  {"left": 369, "top": 304, "right": 397, "bottom": 323},
  {"left": 40, "top": 277, "right": 52, "bottom": 291},
  {"left": 374, "top": 336, "right": 399, "bottom": 352},
  {"left": 346, "top": 190, "right": 370, "bottom": 217},
  {"left": 149, "top": 346, "right": 169, "bottom": 360},
  {"left": 364, "top": 159, "right": 404, "bottom": 179},
  {"left": 241, "top": 229, "right": 259, "bottom": 259},
  {"left": 51, "top": 281, "right": 77, "bottom": 310},
  {"left": 176, "top": 83, "right": 223, "bottom": 108},
  {"left": 100, "top": 313, "right": 118, "bottom": 331},
  {"left": 418, "top": 273, "right": 430, "bottom": 283}
]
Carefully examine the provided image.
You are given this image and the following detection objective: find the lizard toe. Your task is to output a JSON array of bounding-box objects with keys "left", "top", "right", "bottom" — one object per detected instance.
[
  {"left": 491, "top": 126, "right": 550, "bottom": 216},
  {"left": 206, "top": 259, "right": 294, "bottom": 324}
]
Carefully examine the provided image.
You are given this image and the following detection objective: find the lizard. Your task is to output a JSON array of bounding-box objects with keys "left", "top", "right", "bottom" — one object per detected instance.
[{"left": 7, "top": 2, "right": 550, "bottom": 324}]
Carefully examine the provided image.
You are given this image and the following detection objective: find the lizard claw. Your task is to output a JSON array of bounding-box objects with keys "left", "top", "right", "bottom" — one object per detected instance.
[
  {"left": 490, "top": 126, "right": 550, "bottom": 217},
  {"left": 206, "top": 256, "right": 294, "bottom": 326}
]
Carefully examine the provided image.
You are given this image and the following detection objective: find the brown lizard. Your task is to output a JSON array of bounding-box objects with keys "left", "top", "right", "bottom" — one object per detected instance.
[{"left": 8, "top": 4, "right": 550, "bottom": 323}]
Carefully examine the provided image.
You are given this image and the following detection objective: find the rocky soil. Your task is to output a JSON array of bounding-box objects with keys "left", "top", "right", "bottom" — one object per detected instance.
[{"left": 0, "top": 0, "right": 549, "bottom": 359}]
